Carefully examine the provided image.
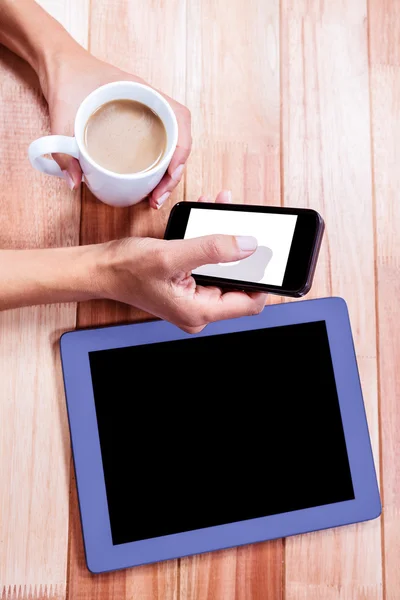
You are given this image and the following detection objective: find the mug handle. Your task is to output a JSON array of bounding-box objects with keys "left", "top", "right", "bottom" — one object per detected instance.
[{"left": 28, "top": 135, "right": 80, "bottom": 179}]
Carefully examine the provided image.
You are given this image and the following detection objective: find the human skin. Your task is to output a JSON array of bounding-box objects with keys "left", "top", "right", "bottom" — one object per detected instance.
[{"left": 0, "top": 1, "right": 266, "bottom": 332}]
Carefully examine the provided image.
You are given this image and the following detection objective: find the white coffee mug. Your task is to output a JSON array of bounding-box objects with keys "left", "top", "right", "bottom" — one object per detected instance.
[{"left": 28, "top": 81, "right": 178, "bottom": 207}]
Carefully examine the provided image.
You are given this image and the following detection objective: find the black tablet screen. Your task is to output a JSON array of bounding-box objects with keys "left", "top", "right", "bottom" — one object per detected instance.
[{"left": 89, "top": 321, "right": 354, "bottom": 546}]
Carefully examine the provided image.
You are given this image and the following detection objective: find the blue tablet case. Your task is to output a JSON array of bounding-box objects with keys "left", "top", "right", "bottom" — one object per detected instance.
[{"left": 60, "top": 297, "right": 381, "bottom": 573}]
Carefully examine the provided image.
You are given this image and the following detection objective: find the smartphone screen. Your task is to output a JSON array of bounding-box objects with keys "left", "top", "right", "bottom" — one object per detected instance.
[
  {"left": 165, "top": 203, "right": 324, "bottom": 296},
  {"left": 185, "top": 208, "right": 298, "bottom": 287}
]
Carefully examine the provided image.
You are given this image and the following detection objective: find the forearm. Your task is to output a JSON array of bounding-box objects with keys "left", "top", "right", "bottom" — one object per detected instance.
[
  {"left": 0, "top": 245, "right": 108, "bottom": 311},
  {"left": 0, "top": 0, "right": 80, "bottom": 95}
]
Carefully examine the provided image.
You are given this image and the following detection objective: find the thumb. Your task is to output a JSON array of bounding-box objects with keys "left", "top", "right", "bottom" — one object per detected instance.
[
  {"left": 52, "top": 153, "right": 82, "bottom": 190},
  {"left": 170, "top": 234, "right": 258, "bottom": 272}
]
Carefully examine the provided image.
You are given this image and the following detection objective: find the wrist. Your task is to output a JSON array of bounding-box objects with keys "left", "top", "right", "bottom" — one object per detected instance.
[
  {"left": 0, "top": 0, "right": 84, "bottom": 99},
  {"left": 95, "top": 237, "right": 155, "bottom": 303},
  {"left": 37, "top": 38, "right": 87, "bottom": 103},
  {"left": 96, "top": 238, "right": 137, "bottom": 301},
  {"left": 46, "top": 243, "right": 112, "bottom": 303},
  {"left": 56, "top": 243, "right": 109, "bottom": 302}
]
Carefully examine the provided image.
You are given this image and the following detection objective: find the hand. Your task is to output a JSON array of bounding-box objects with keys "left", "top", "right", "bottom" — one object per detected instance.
[
  {"left": 41, "top": 46, "right": 191, "bottom": 209},
  {"left": 100, "top": 191, "right": 267, "bottom": 333}
]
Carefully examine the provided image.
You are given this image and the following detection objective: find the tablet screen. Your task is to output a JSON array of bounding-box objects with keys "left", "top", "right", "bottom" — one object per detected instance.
[{"left": 89, "top": 321, "right": 355, "bottom": 546}]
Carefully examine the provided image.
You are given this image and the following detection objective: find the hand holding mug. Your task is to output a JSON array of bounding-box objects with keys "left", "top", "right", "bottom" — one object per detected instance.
[{"left": 34, "top": 48, "right": 191, "bottom": 208}]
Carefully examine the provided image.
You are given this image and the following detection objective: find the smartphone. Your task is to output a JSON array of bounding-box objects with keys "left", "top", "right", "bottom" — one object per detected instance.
[{"left": 164, "top": 202, "right": 324, "bottom": 297}]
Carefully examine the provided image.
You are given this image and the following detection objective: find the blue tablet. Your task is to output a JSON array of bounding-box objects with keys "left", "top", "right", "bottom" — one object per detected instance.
[{"left": 60, "top": 297, "right": 381, "bottom": 574}]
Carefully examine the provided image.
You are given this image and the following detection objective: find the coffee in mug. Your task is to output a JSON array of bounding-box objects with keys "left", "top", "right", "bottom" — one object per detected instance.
[{"left": 84, "top": 99, "right": 167, "bottom": 175}]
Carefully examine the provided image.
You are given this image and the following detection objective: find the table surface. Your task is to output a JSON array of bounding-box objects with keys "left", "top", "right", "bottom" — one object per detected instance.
[{"left": 1, "top": 0, "right": 399, "bottom": 598}]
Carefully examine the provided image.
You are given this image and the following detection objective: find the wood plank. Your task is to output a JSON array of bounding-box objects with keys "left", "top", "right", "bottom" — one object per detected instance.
[
  {"left": 185, "top": 0, "right": 280, "bottom": 208},
  {"left": 368, "top": 0, "right": 400, "bottom": 598},
  {"left": 281, "top": 1, "right": 383, "bottom": 598},
  {"left": 0, "top": 1, "right": 88, "bottom": 598},
  {"left": 66, "top": 1, "right": 186, "bottom": 598},
  {"left": 181, "top": 1, "right": 283, "bottom": 599},
  {"left": 180, "top": 543, "right": 283, "bottom": 600}
]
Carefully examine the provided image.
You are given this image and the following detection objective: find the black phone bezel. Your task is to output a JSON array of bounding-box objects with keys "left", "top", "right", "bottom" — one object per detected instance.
[{"left": 164, "top": 202, "right": 324, "bottom": 297}]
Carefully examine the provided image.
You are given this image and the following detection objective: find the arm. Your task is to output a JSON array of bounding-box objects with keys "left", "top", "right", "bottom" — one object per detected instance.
[
  {"left": 0, "top": 227, "right": 265, "bottom": 333},
  {"left": 0, "top": 5, "right": 265, "bottom": 329},
  {"left": 0, "top": 0, "right": 77, "bottom": 95},
  {"left": 0, "top": 245, "right": 104, "bottom": 310},
  {"left": 0, "top": 191, "right": 266, "bottom": 331},
  {"left": 0, "top": 0, "right": 191, "bottom": 208}
]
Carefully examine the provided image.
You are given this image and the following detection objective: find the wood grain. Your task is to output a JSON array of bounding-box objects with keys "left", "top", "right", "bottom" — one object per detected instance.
[
  {"left": 66, "top": 1, "right": 186, "bottom": 598},
  {"left": 0, "top": 0, "right": 88, "bottom": 597},
  {"left": 180, "top": 543, "right": 283, "bottom": 600},
  {"left": 180, "top": 1, "right": 283, "bottom": 599},
  {"left": 185, "top": 0, "right": 280, "bottom": 208},
  {"left": 281, "top": 1, "right": 383, "bottom": 598},
  {"left": 368, "top": 0, "right": 400, "bottom": 598},
  {"left": 3, "top": 0, "right": 400, "bottom": 597}
]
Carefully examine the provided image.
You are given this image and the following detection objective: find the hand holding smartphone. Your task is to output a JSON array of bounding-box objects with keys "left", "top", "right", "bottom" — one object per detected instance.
[{"left": 164, "top": 202, "right": 324, "bottom": 297}]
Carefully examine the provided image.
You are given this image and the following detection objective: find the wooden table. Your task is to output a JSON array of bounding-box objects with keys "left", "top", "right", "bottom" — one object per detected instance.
[{"left": 1, "top": 0, "right": 399, "bottom": 598}]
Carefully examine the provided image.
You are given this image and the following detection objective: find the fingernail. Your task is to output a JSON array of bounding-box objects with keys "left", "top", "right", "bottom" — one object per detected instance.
[
  {"left": 62, "top": 170, "right": 75, "bottom": 190},
  {"left": 236, "top": 236, "right": 258, "bottom": 252},
  {"left": 156, "top": 191, "right": 170, "bottom": 209},
  {"left": 171, "top": 164, "right": 184, "bottom": 181},
  {"left": 223, "top": 190, "right": 232, "bottom": 203}
]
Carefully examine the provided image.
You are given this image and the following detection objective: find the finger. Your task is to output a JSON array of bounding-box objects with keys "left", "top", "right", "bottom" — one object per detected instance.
[
  {"left": 247, "top": 291, "right": 268, "bottom": 305},
  {"left": 197, "top": 285, "right": 266, "bottom": 307},
  {"left": 168, "top": 145, "right": 191, "bottom": 180},
  {"left": 50, "top": 111, "right": 82, "bottom": 189},
  {"left": 52, "top": 154, "right": 82, "bottom": 190},
  {"left": 195, "top": 284, "right": 225, "bottom": 301},
  {"left": 148, "top": 173, "right": 174, "bottom": 209},
  {"left": 149, "top": 159, "right": 187, "bottom": 209},
  {"left": 167, "top": 107, "right": 192, "bottom": 176},
  {"left": 199, "top": 289, "right": 267, "bottom": 323},
  {"left": 168, "top": 233, "right": 258, "bottom": 272},
  {"left": 215, "top": 190, "right": 232, "bottom": 204},
  {"left": 150, "top": 129, "right": 192, "bottom": 208},
  {"left": 179, "top": 290, "right": 266, "bottom": 333},
  {"left": 195, "top": 190, "right": 230, "bottom": 205},
  {"left": 195, "top": 190, "right": 231, "bottom": 205},
  {"left": 179, "top": 324, "right": 206, "bottom": 334}
]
